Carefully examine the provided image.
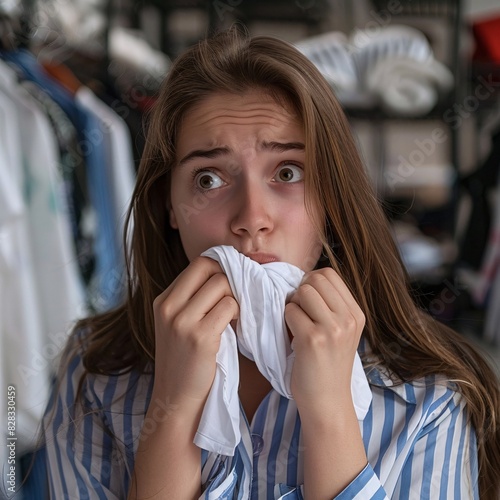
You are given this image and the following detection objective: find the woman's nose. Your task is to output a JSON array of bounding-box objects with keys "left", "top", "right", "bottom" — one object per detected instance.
[{"left": 230, "top": 181, "right": 274, "bottom": 237}]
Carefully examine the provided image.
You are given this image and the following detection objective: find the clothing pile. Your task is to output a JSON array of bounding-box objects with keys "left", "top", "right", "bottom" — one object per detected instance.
[{"left": 296, "top": 25, "right": 454, "bottom": 117}]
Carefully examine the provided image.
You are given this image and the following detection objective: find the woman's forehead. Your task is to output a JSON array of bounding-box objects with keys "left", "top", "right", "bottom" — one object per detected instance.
[
  {"left": 175, "top": 91, "right": 304, "bottom": 155},
  {"left": 180, "top": 89, "right": 301, "bottom": 128}
]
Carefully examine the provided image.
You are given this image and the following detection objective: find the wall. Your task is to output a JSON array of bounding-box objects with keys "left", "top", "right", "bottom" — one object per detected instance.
[{"left": 465, "top": 0, "right": 500, "bottom": 20}]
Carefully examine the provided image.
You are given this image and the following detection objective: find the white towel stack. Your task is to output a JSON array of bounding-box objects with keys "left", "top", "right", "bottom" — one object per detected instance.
[{"left": 297, "top": 25, "right": 454, "bottom": 116}]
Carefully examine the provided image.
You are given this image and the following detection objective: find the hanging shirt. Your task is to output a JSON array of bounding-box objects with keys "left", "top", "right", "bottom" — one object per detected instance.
[
  {"left": 0, "top": 60, "right": 87, "bottom": 341},
  {"left": 20, "top": 79, "right": 96, "bottom": 287},
  {"left": 0, "top": 50, "right": 127, "bottom": 311},
  {"left": 43, "top": 329, "right": 478, "bottom": 499},
  {"left": 75, "top": 86, "right": 136, "bottom": 306},
  {"left": 0, "top": 75, "right": 56, "bottom": 458}
]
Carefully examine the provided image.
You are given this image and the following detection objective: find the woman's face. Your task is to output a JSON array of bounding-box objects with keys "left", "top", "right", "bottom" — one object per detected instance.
[{"left": 169, "top": 90, "right": 323, "bottom": 271}]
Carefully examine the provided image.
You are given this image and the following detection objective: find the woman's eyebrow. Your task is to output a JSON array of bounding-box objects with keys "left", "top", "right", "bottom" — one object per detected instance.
[
  {"left": 178, "top": 146, "right": 231, "bottom": 166},
  {"left": 177, "top": 141, "right": 305, "bottom": 167},
  {"left": 260, "top": 141, "right": 305, "bottom": 153}
]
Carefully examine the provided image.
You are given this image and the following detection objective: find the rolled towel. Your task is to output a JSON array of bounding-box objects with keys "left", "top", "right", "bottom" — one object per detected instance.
[
  {"left": 348, "top": 24, "right": 453, "bottom": 116},
  {"left": 365, "top": 56, "right": 454, "bottom": 116},
  {"left": 350, "top": 24, "right": 433, "bottom": 81},
  {"left": 194, "top": 245, "right": 372, "bottom": 456}
]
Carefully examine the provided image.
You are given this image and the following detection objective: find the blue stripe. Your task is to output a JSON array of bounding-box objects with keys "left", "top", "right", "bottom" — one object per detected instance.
[
  {"left": 100, "top": 374, "right": 119, "bottom": 489},
  {"left": 76, "top": 372, "right": 111, "bottom": 498},
  {"left": 233, "top": 448, "right": 245, "bottom": 495},
  {"left": 237, "top": 442, "right": 252, "bottom": 500},
  {"left": 250, "top": 392, "right": 271, "bottom": 498},
  {"left": 399, "top": 450, "right": 414, "bottom": 500},
  {"left": 51, "top": 394, "right": 67, "bottom": 499},
  {"left": 81, "top": 391, "right": 94, "bottom": 472},
  {"left": 252, "top": 391, "right": 271, "bottom": 434},
  {"left": 121, "top": 371, "right": 140, "bottom": 473},
  {"left": 362, "top": 399, "right": 373, "bottom": 451},
  {"left": 63, "top": 354, "right": 81, "bottom": 499},
  {"left": 286, "top": 412, "right": 301, "bottom": 486},
  {"left": 421, "top": 378, "right": 437, "bottom": 414},
  {"left": 267, "top": 396, "right": 289, "bottom": 500},
  {"left": 87, "top": 469, "right": 109, "bottom": 500},
  {"left": 374, "top": 389, "right": 395, "bottom": 477},
  {"left": 372, "top": 484, "right": 388, "bottom": 499},
  {"left": 204, "top": 454, "right": 223, "bottom": 488},
  {"left": 81, "top": 400, "right": 95, "bottom": 497},
  {"left": 47, "top": 460, "right": 56, "bottom": 500},
  {"left": 396, "top": 384, "right": 416, "bottom": 454},
  {"left": 440, "top": 400, "right": 460, "bottom": 498},
  {"left": 424, "top": 381, "right": 452, "bottom": 419},
  {"left": 420, "top": 423, "right": 439, "bottom": 498}
]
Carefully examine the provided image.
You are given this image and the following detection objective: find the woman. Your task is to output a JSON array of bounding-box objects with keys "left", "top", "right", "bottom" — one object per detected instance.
[{"left": 44, "top": 27, "right": 500, "bottom": 499}]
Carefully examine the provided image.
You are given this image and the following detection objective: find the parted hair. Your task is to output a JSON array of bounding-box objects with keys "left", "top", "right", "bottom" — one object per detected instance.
[{"left": 74, "top": 26, "right": 500, "bottom": 499}]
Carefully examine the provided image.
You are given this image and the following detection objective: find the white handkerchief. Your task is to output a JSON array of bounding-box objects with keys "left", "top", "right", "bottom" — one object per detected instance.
[{"left": 194, "top": 245, "right": 372, "bottom": 455}]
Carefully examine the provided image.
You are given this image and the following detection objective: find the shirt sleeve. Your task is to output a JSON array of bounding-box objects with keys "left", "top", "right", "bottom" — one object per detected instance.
[
  {"left": 43, "top": 344, "right": 130, "bottom": 500},
  {"left": 332, "top": 391, "right": 478, "bottom": 499}
]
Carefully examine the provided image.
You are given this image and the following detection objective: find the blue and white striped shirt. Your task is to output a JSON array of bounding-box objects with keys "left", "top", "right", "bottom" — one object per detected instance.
[{"left": 43, "top": 332, "right": 478, "bottom": 499}]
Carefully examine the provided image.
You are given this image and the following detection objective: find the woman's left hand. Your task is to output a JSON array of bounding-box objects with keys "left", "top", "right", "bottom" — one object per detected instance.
[{"left": 285, "top": 267, "right": 365, "bottom": 419}]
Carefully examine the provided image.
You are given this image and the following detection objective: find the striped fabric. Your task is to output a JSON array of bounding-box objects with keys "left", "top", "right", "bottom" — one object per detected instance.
[{"left": 43, "top": 333, "right": 478, "bottom": 499}]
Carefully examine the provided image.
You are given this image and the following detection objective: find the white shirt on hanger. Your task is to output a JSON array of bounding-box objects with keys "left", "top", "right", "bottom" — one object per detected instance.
[
  {"left": 0, "top": 60, "right": 87, "bottom": 453},
  {"left": 0, "top": 87, "right": 51, "bottom": 458}
]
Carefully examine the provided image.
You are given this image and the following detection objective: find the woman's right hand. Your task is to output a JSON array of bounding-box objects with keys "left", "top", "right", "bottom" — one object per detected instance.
[
  {"left": 152, "top": 256, "right": 239, "bottom": 414},
  {"left": 129, "top": 256, "right": 236, "bottom": 499}
]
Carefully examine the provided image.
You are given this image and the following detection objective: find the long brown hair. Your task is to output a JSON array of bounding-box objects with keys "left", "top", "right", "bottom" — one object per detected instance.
[{"left": 74, "top": 26, "right": 500, "bottom": 498}]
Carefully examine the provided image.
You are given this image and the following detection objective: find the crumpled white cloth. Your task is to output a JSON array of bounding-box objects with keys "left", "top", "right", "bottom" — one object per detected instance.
[{"left": 195, "top": 245, "right": 372, "bottom": 456}]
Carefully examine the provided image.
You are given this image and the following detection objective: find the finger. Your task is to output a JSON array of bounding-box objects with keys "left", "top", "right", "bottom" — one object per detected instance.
[
  {"left": 284, "top": 302, "right": 314, "bottom": 339},
  {"left": 200, "top": 295, "right": 240, "bottom": 336},
  {"left": 154, "top": 256, "right": 224, "bottom": 313},
  {"left": 302, "top": 269, "right": 364, "bottom": 319},
  {"left": 292, "top": 283, "right": 332, "bottom": 324},
  {"left": 182, "top": 272, "right": 236, "bottom": 322},
  {"left": 288, "top": 276, "right": 365, "bottom": 342}
]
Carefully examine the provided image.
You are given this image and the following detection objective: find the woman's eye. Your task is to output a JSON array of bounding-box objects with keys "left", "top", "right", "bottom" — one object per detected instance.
[
  {"left": 275, "top": 164, "right": 304, "bottom": 183},
  {"left": 193, "top": 170, "right": 224, "bottom": 190}
]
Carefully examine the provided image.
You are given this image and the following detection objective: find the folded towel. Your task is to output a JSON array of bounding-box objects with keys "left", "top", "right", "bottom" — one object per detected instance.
[
  {"left": 366, "top": 56, "right": 453, "bottom": 116},
  {"left": 194, "top": 245, "right": 372, "bottom": 456},
  {"left": 298, "top": 24, "right": 454, "bottom": 116},
  {"left": 351, "top": 24, "right": 432, "bottom": 80}
]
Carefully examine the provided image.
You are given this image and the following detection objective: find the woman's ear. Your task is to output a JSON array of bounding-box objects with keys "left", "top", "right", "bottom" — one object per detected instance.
[{"left": 168, "top": 206, "right": 179, "bottom": 229}]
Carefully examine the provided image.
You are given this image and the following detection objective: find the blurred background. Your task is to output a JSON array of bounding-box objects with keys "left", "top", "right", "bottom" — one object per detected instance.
[{"left": 1, "top": 0, "right": 500, "bottom": 497}]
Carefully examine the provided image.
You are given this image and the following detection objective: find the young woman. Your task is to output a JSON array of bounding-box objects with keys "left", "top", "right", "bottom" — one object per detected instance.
[{"left": 43, "top": 27, "right": 500, "bottom": 499}]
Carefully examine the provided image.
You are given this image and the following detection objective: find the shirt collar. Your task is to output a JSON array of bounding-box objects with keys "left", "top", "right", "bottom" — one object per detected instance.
[{"left": 359, "top": 337, "right": 418, "bottom": 404}]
